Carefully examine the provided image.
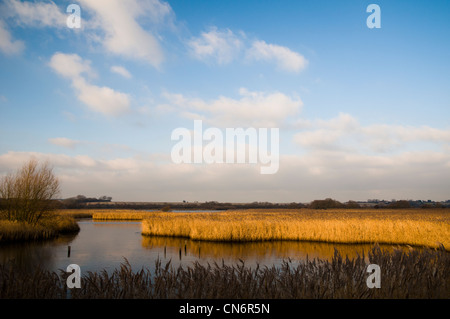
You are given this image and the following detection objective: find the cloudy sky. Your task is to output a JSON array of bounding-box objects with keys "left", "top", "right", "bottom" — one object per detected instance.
[{"left": 0, "top": 0, "right": 449, "bottom": 203}]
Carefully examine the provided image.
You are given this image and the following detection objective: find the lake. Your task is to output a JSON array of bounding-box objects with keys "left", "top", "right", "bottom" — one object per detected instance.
[{"left": 0, "top": 219, "right": 409, "bottom": 275}]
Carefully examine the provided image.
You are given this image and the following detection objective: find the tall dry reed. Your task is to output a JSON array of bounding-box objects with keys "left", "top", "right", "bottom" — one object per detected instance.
[
  {"left": 92, "top": 210, "right": 159, "bottom": 220},
  {"left": 0, "top": 215, "right": 79, "bottom": 242},
  {"left": 141, "top": 209, "right": 450, "bottom": 249},
  {"left": 0, "top": 245, "right": 448, "bottom": 298}
]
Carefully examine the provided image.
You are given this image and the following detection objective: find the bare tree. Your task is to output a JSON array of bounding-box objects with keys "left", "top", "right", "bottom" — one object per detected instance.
[{"left": 0, "top": 159, "right": 60, "bottom": 224}]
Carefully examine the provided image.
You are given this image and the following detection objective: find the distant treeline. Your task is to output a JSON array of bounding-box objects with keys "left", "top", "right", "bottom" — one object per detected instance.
[
  {"left": 54, "top": 196, "right": 450, "bottom": 210},
  {"left": 307, "top": 198, "right": 448, "bottom": 209},
  {"left": 56, "top": 195, "right": 112, "bottom": 209}
]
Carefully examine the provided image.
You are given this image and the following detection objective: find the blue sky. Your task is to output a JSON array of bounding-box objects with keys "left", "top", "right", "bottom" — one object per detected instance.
[{"left": 0, "top": 0, "right": 449, "bottom": 202}]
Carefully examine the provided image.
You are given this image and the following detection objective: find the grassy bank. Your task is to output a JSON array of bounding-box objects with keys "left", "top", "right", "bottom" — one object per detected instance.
[
  {"left": 92, "top": 210, "right": 159, "bottom": 220},
  {"left": 0, "top": 208, "right": 154, "bottom": 242},
  {"left": 0, "top": 215, "right": 79, "bottom": 243},
  {"left": 1, "top": 245, "right": 448, "bottom": 298},
  {"left": 141, "top": 209, "right": 450, "bottom": 249},
  {"left": 54, "top": 209, "right": 158, "bottom": 220}
]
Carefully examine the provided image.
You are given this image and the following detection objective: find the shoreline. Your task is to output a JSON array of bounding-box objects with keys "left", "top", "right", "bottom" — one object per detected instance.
[
  {"left": 1, "top": 208, "right": 448, "bottom": 250},
  {"left": 0, "top": 214, "right": 80, "bottom": 243}
]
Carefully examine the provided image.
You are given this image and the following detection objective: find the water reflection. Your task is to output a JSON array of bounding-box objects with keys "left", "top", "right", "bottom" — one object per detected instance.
[
  {"left": 140, "top": 236, "right": 409, "bottom": 268},
  {"left": 0, "top": 220, "right": 416, "bottom": 275},
  {"left": 0, "top": 233, "right": 77, "bottom": 273}
]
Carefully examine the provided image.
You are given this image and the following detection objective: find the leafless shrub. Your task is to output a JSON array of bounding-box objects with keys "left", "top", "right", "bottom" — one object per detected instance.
[{"left": 0, "top": 159, "right": 60, "bottom": 225}]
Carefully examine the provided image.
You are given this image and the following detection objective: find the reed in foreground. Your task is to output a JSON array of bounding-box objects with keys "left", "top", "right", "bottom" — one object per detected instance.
[
  {"left": 0, "top": 245, "right": 448, "bottom": 299},
  {"left": 141, "top": 209, "right": 450, "bottom": 249}
]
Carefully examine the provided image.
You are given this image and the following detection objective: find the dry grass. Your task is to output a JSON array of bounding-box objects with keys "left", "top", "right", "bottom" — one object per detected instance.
[
  {"left": 0, "top": 245, "right": 448, "bottom": 298},
  {"left": 55, "top": 209, "right": 158, "bottom": 220},
  {"left": 0, "top": 220, "right": 56, "bottom": 242},
  {"left": 141, "top": 209, "right": 450, "bottom": 249},
  {"left": 92, "top": 210, "right": 160, "bottom": 220},
  {"left": 55, "top": 209, "right": 94, "bottom": 219},
  {"left": 0, "top": 214, "right": 79, "bottom": 242}
]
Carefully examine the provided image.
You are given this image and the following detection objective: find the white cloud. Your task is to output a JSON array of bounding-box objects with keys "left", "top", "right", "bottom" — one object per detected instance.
[
  {"left": 316, "top": 113, "right": 359, "bottom": 131},
  {"left": 72, "top": 77, "right": 131, "bottom": 116},
  {"left": 187, "top": 27, "right": 243, "bottom": 64},
  {"left": 48, "top": 52, "right": 95, "bottom": 79},
  {"left": 78, "top": 0, "right": 169, "bottom": 67},
  {"left": 294, "top": 129, "right": 343, "bottom": 150},
  {"left": 0, "top": 20, "right": 24, "bottom": 55},
  {"left": 4, "top": 0, "right": 67, "bottom": 28},
  {"left": 293, "top": 113, "right": 450, "bottom": 153},
  {"left": 1, "top": 150, "right": 449, "bottom": 202},
  {"left": 49, "top": 52, "right": 130, "bottom": 117},
  {"left": 110, "top": 65, "right": 132, "bottom": 79},
  {"left": 2, "top": 0, "right": 173, "bottom": 66},
  {"left": 163, "top": 88, "right": 303, "bottom": 127},
  {"left": 363, "top": 125, "right": 450, "bottom": 144},
  {"left": 187, "top": 27, "right": 308, "bottom": 73},
  {"left": 49, "top": 137, "right": 81, "bottom": 149},
  {"left": 132, "top": 0, "right": 175, "bottom": 26},
  {"left": 246, "top": 40, "right": 308, "bottom": 73}
]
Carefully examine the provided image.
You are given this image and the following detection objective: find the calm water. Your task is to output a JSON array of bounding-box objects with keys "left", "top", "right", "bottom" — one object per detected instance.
[{"left": 0, "top": 220, "right": 407, "bottom": 274}]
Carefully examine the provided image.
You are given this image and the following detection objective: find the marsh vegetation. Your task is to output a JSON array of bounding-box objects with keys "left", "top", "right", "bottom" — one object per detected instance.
[
  {"left": 1, "top": 245, "right": 448, "bottom": 299},
  {"left": 92, "top": 210, "right": 160, "bottom": 220},
  {"left": 1, "top": 161, "right": 448, "bottom": 300},
  {"left": 141, "top": 209, "right": 450, "bottom": 249},
  {"left": 0, "top": 160, "right": 79, "bottom": 242}
]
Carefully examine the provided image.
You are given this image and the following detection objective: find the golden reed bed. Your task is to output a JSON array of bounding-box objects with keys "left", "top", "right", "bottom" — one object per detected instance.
[
  {"left": 141, "top": 209, "right": 450, "bottom": 249},
  {"left": 57, "top": 209, "right": 159, "bottom": 220},
  {"left": 91, "top": 210, "right": 160, "bottom": 220}
]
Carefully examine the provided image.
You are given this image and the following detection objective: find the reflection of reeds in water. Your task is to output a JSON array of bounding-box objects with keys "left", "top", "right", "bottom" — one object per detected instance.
[
  {"left": 1, "top": 245, "right": 448, "bottom": 298},
  {"left": 141, "top": 209, "right": 450, "bottom": 249},
  {"left": 56, "top": 209, "right": 95, "bottom": 219},
  {"left": 141, "top": 235, "right": 407, "bottom": 262}
]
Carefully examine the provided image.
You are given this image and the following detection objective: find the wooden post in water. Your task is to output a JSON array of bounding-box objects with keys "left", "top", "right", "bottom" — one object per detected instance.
[
  {"left": 179, "top": 248, "right": 182, "bottom": 260},
  {"left": 67, "top": 246, "right": 71, "bottom": 258},
  {"left": 184, "top": 240, "right": 187, "bottom": 256},
  {"left": 164, "top": 246, "right": 166, "bottom": 258}
]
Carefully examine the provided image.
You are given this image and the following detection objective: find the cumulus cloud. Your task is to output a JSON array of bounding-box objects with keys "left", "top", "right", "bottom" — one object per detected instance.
[
  {"left": 73, "top": 78, "right": 131, "bottom": 116},
  {"left": 293, "top": 113, "right": 450, "bottom": 153},
  {"left": 0, "top": 0, "right": 67, "bottom": 55},
  {"left": 48, "top": 52, "right": 95, "bottom": 79},
  {"left": 246, "top": 40, "right": 308, "bottom": 73},
  {"left": 187, "top": 27, "right": 308, "bottom": 72},
  {"left": 0, "top": 20, "right": 24, "bottom": 55},
  {"left": 3, "top": 0, "right": 172, "bottom": 67},
  {"left": 162, "top": 88, "right": 303, "bottom": 127},
  {"left": 3, "top": 0, "right": 67, "bottom": 28},
  {"left": 187, "top": 27, "right": 244, "bottom": 64},
  {"left": 110, "top": 65, "right": 132, "bottom": 79},
  {"left": 49, "top": 52, "right": 130, "bottom": 117},
  {"left": 78, "top": 0, "right": 170, "bottom": 67}
]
